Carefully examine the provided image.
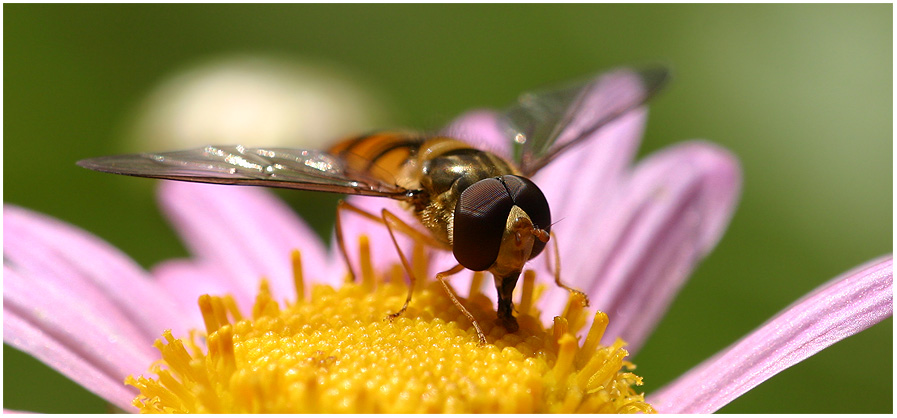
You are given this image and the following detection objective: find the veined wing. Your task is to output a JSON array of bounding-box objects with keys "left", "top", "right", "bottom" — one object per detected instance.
[
  {"left": 77, "top": 145, "right": 412, "bottom": 199},
  {"left": 504, "top": 67, "right": 670, "bottom": 176}
]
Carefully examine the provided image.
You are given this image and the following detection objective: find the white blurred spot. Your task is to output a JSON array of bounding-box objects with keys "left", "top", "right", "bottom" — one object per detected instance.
[{"left": 128, "top": 55, "right": 390, "bottom": 152}]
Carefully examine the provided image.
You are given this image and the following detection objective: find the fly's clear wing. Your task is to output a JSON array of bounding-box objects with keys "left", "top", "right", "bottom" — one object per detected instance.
[
  {"left": 77, "top": 145, "right": 412, "bottom": 199},
  {"left": 504, "top": 67, "right": 670, "bottom": 176}
]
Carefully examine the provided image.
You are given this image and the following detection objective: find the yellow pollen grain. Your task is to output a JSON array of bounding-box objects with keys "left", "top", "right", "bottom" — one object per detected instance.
[{"left": 126, "top": 238, "right": 655, "bottom": 413}]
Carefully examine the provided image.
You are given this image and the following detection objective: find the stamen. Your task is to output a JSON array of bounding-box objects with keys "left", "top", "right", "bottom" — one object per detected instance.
[
  {"left": 577, "top": 311, "right": 608, "bottom": 367},
  {"left": 387, "top": 264, "right": 403, "bottom": 284},
  {"left": 469, "top": 271, "right": 485, "bottom": 296},
  {"left": 222, "top": 295, "right": 243, "bottom": 322},
  {"left": 210, "top": 296, "right": 229, "bottom": 329},
  {"left": 127, "top": 238, "right": 653, "bottom": 413},
  {"left": 518, "top": 269, "right": 536, "bottom": 316},
  {"left": 358, "top": 234, "right": 374, "bottom": 289},
  {"left": 198, "top": 295, "right": 218, "bottom": 334},
  {"left": 412, "top": 241, "right": 427, "bottom": 282},
  {"left": 561, "top": 291, "right": 587, "bottom": 332},
  {"left": 552, "top": 333, "right": 577, "bottom": 380},
  {"left": 552, "top": 316, "right": 569, "bottom": 344},
  {"left": 291, "top": 249, "right": 304, "bottom": 301},
  {"left": 252, "top": 279, "right": 280, "bottom": 319}
]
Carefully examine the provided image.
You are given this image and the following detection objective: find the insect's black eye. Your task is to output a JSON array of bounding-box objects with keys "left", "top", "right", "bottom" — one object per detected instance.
[
  {"left": 499, "top": 175, "right": 551, "bottom": 258},
  {"left": 453, "top": 178, "right": 513, "bottom": 271},
  {"left": 452, "top": 175, "right": 551, "bottom": 271}
]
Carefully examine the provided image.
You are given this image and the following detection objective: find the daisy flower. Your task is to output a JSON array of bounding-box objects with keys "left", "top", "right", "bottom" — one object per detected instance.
[{"left": 4, "top": 106, "right": 891, "bottom": 413}]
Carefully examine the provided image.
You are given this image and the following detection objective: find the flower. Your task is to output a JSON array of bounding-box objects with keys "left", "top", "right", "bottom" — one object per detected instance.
[{"left": 4, "top": 106, "right": 892, "bottom": 413}]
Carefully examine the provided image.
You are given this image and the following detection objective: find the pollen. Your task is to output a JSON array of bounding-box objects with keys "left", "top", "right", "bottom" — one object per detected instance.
[{"left": 126, "top": 236, "right": 655, "bottom": 413}]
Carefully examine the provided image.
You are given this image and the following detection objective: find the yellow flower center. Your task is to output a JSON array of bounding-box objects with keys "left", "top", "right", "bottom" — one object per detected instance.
[{"left": 126, "top": 236, "right": 654, "bottom": 413}]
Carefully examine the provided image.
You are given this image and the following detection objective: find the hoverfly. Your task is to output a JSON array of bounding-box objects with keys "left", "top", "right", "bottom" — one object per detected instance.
[{"left": 78, "top": 67, "right": 669, "bottom": 343}]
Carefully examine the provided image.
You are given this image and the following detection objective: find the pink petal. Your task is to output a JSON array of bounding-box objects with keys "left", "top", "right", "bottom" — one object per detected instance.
[
  {"left": 2, "top": 206, "right": 192, "bottom": 411},
  {"left": 530, "top": 107, "right": 646, "bottom": 299},
  {"left": 441, "top": 110, "right": 510, "bottom": 157},
  {"left": 3, "top": 205, "right": 189, "bottom": 337},
  {"left": 3, "top": 266, "right": 155, "bottom": 370},
  {"left": 152, "top": 259, "right": 233, "bottom": 328},
  {"left": 5, "top": 304, "right": 139, "bottom": 412},
  {"left": 540, "top": 70, "right": 659, "bottom": 171},
  {"left": 157, "top": 181, "right": 330, "bottom": 309},
  {"left": 538, "top": 141, "right": 741, "bottom": 352},
  {"left": 648, "top": 256, "right": 893, "bottom": 413},
  {"left": 533, "top": 108, "right": 646, "bottom": 228}
]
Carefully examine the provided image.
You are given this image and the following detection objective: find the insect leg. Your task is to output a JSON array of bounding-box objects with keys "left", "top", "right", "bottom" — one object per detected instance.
[
  {"left": 336, "top": 200, "right": 445, "bottom": 281},
  {"left": 335, "top": 200, "right": 382, "bottom": 282},
  {"left": 435, "top": 264, "right": 487, "bottom": 345},
  {"left": 547, "top": 231, "right": 590, "bottom": 307},
  {"left": 380, "top": 209, "right": 449, "bottom": 319},
  {"left": 334, "top": 200, "right": 451, "bottom": 318}
]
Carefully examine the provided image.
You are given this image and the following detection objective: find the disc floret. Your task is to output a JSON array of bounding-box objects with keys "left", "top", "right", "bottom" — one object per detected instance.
[{"left": 126, "top": 238, "right": 654, "bottom": 413}]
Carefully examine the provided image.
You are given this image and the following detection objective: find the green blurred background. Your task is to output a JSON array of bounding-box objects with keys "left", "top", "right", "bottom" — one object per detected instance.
[{"left": 4, "top": 4, "right": 892, "bottom": 413}]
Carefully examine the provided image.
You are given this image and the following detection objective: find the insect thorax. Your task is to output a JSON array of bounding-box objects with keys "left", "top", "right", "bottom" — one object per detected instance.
[{"left": 415, "top": 140, "right": 520, "bottom": 247}]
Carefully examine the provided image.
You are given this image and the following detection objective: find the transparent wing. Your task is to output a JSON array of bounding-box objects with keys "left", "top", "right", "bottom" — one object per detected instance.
[
  {"left": 504, "top": 66, "right": 670, "bottom": 176},
  {"left": 77, "top": 145, "right": 412, "bottom": 199}
]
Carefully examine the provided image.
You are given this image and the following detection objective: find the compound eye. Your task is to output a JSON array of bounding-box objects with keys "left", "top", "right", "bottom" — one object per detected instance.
[
  {"left": 452, "top": 178, "right": 514, "bottom": 271},
  {"left": 500, "top": 175, "right": 551, "bottom": 259}
]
